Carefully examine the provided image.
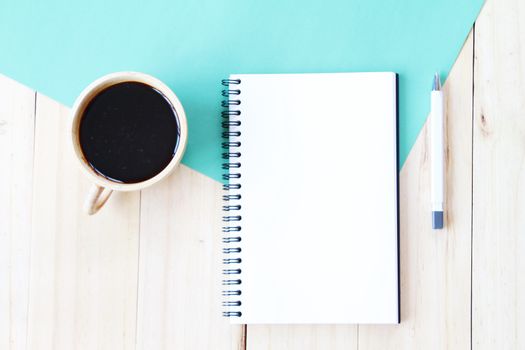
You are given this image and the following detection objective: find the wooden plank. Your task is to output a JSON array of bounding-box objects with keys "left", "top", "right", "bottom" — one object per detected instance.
[
  {"left": 136, "top": 164, "right": 244, "bottom": 349},
  {"left": 26, "top": 93, "right": 140, "bottom": 349},
  {"left": 473, "top": 0, "right": 525, "bottom": 348},
  {"left": 0, "top": 75, "right": 35, "bottom": 350},
  {"left": 248, "top": 325, "right": 357, "bottom": 350},
  {"left": 357, "top": 33, "right": 474, "bottom": 349}
]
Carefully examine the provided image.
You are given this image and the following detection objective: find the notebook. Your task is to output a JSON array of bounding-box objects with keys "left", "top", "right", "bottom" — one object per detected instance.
[{"left": 221, "top": 72, "right": 399, "bottom": 324}]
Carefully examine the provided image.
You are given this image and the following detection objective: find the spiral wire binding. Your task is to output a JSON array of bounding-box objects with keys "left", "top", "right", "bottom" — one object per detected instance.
[{"left": 221, "top": 78, "right": 242, "bottom": 318}]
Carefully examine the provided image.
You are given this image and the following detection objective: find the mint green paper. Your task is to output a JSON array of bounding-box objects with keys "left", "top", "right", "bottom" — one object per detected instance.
[{"left": 0, "top": 0, "right": 483, "bottom": 181}]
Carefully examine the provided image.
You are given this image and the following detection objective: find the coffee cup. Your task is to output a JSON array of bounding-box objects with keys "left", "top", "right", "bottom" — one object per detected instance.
[{"left": 70, "top": 72, "right": 187, "bottom": 215}]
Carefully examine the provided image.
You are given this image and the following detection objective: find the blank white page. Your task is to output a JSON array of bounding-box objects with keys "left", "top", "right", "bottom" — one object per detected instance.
[{"left": 226, "top": 72, "right": 398, "bottom": 324}]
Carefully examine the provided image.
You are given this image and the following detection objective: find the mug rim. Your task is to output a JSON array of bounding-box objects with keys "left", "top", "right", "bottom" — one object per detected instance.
[{"left": 70, "top": 71, "right": 188, "bottom": 192}]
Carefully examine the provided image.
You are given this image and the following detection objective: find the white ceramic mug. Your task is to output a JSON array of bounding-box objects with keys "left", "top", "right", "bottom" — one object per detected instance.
[{"left": 70, "top": 72, "right": 187, "bottom": 215}]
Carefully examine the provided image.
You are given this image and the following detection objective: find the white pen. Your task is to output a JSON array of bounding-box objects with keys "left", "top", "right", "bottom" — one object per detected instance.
[{"left": 431, "top": 73, "right": 444, "bottom": 229}]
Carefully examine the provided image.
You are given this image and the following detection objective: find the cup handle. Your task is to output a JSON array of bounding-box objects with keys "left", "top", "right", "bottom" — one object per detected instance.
[{"left": 84, "top": 184, "right": 113, "bottom": 215}]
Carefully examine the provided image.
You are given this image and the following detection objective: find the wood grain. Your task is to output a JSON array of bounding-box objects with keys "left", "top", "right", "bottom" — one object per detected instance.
[
  {"left": 26, "top": 93, "right": 140, "bottom": 349},
  {"left": 473, "top": 0, "right": 525, "bottom": 348},
  {"left": 248, "top": 325, "right": 357, "bottom": 350},
  {"left": 0, "top": 75, "right": 35, "bottom": 350},
  {"left": 357, "top": 32, "right": 474, "bottom": 350},
  {"left": 0, "top": 75, "right": 244, "bottom": 349},
  {"left": 136, "top": 164, "right": 244, "bottom": 350}
]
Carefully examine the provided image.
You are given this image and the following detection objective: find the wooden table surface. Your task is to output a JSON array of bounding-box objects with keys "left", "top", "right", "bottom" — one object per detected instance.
[{"left": 1, "top": 1, "right": 523, "bottom": 349}]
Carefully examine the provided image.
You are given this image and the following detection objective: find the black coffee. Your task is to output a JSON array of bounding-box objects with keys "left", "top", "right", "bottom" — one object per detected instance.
[{"left": 79, "top": 82, "right": 180, "bottom": 183}]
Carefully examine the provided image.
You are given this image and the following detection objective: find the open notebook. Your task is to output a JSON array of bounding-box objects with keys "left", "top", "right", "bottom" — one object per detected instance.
[{"left": 221, "top": 73, "right": 399, "bottom": 324}]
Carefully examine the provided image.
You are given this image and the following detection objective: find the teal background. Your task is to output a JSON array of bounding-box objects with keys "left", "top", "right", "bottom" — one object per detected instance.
[{"left": 0, "top": 0, "right": 483, "bottom": 181}]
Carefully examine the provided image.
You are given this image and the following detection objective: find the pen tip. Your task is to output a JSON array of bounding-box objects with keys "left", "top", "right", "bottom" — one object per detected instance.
[{"left": 433, "top": 72, "right": 441, "bottom": 91}]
